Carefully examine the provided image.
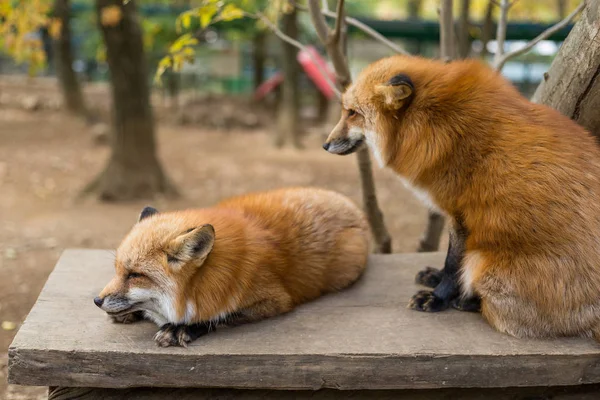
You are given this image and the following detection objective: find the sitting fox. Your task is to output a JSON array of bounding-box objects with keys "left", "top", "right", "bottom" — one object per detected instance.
[
  {"left": 94, "top": 187, "right": 369, "bottom": 347},
  {"left": 323, "top": 54, "right": 600, "bottom": 341}
]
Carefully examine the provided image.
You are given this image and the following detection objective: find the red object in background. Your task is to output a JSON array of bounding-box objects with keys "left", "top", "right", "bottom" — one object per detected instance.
[
  {"left": 297, "top": 46, "right": 336, "bottom": 100},
  {"left": 253, "top": 72, "right": 284, "bottom": 101},
  {"left": 253, "top": 46, "right": 335, "bottom": 101}
]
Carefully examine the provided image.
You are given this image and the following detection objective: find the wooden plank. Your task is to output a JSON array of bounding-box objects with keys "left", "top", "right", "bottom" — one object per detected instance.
[{"left": 8, "top": 250, "right": 600, "bottom": 389}]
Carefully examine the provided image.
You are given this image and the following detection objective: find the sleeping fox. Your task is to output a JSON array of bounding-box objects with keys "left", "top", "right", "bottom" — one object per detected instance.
[
  {"left": 323, "top": 54, "right": 600, "bottom": 341},
  {"left": 94, "top": 187, "right": 369, "bottom": 347}
]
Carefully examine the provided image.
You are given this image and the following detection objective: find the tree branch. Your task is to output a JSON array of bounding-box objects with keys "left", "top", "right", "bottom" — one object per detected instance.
[
  {"left": 253, "top": 12, "right": 340, "bottom": 98},
  {"left": 494, "top": 1, "right": 586, "bottom": 71},
  {"left": 293, "top": 2, "right": 410, "bottom": 55},
  {"left": 493, "top": 0, "right": 512, "bottom": 66},
  {"left": 308, "top": 0, "right": 330, "bottom": 43},
  {"left": 322, "top": 10, "right": 411, "bottom": 55},
  {"left": 331, "top": 0, "right": 345, "bottom": 45}
]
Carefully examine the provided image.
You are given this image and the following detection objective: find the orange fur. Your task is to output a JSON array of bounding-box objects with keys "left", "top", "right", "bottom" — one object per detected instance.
[
  {"left": 326, "top": 55, "right": 600, "bottom": 340},
  {"left": 98, "top": 187, "right": 369, "bottom": 333}
]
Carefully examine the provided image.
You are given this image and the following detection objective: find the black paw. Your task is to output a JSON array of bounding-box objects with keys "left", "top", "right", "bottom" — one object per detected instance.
[
  {"left": 415, "top": 266, "right": 443, "bottom": 288},
  {"left": 111, "top": 311, "right": 144, "bottom": 324},
  {"left": 154, "top": 324, "right": 190, "bottom": 347},
  {"left": 408, "top": 290, "right": 449, "bottom": 312},
  {"left": 154, "top": 322, "right": 214, "bottom": 347},
  {"left": 451, "top": 296, "right": 481, "bottom": 313}
]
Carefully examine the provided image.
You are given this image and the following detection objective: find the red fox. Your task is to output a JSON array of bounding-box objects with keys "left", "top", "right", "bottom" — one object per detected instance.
[
  {"left": 323, "top": 54, "right": 600, "bottom": 341},
  {"left": 94, "top": 187, "right": 369, "bottom": 347}
]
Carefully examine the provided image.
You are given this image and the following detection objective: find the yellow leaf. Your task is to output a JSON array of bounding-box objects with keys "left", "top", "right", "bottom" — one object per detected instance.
[
  {"left": 48, "top": 18, "right": 62, "bottom": 39},
  {"left": 198, "top": 4, "right": 218, "bottom": 29},
  {"left": 2, "top": 321, "right": 17, "bottom": 331},
  {"left": 101, "top": 5, "right": 122, "bottom": 27},
  {"left": 182, "top": 13, "right": 192, "bottom": 30},
  {"left": 169, "top": 33, "right": 198, "bottom": 53},
  {"left": 219, "top": 4, "right": 244, "bottom": 22}
]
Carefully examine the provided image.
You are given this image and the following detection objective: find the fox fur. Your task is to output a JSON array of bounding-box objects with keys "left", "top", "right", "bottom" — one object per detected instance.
[{"left": 324, "top": 55, "right": 600, "bottom": 341}]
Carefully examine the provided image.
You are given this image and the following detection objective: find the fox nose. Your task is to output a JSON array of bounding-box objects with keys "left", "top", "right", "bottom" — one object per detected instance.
[
  {"left": 322, "top": 142, "right": 330, "bottom": 151},
  {"left": 94, "top": 297, "right": 104, "bottom": 308}
]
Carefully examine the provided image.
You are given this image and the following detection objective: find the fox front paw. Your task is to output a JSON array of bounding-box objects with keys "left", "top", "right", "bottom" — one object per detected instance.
[
  {"left": 154, "top": 322, "right": 214, "bottom": 348},
  {"left": 154, "top": 324, "right": 191, "bottom": 348},
  {"left": 408, "top": 290, "right": 449, "bottom": 312},
  {"left": 415, "top": 266, "right": 443, "bottom": 288},
  {"left": 111, "top": 311, "right": 144, "bottom": 324},
  {"left": 451, "top": 296, "right": 481, "bottom": 313}
]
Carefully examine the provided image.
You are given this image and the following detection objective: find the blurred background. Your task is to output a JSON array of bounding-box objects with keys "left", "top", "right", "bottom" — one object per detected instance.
[{"left": 0, "top": 0, "right": 585, "bottom": 397}]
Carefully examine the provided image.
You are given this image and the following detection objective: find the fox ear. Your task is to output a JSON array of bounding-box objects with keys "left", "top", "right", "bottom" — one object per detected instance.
[
  {"left": 138, "top": 206, "right": 159, "bottom": 222},
  {"left": 375, "top": 74, "right": 414, "bottom": 110},
  {"left": 167, "top": 224, "right": 215, "bottom": 267}
]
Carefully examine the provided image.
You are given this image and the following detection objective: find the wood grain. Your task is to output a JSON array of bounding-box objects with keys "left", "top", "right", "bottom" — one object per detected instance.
[{"left": 8, "top": 250, "right": 600, "bottom": 389}]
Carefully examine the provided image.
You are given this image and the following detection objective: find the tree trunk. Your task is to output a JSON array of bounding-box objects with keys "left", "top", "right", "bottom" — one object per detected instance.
[
  {"left": 532, "top": 0, "right": 600, "bottom": 141},
  {"left": 275, "top": 9, "right": 302, "bottom": 149},
  {"left": 252, "top": 30, "right": 266, "bottom": 90},
  {"left": 418, "top": 0, "right": 456, "bottom": 252},
  {"left": 456, "top": 0, "right": 471, "bottom": 58},
  {"left": 307, "top": 0, "right": 392, "bottom": 254},
  {"left": 53, "top": 0, "right": 87, "bottom": 116},
  {"left": 557, "top": 0, "right": 567, "bottom": 19},
  {"left": 86, "top": 0, "right": 177, "bottom": 201},
  {"left": 316, "top": 88, "right": 330, "bottom": 124},
  {"left": 480, "top": 1, "right": 494, "bottom": 59},
  {"left": 439, "top": 0, "right": 455, "bottom": 61}
]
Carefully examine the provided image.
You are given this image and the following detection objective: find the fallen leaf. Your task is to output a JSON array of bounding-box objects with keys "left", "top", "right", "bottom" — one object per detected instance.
[
  {"left": 2, "top": 321, "right": 17, "bottom": 331},
  {"left": 4, "top": 248, "right": 17, "bottom": 260}
]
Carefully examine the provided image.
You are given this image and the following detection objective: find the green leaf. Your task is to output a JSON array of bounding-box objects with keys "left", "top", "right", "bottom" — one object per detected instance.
[{"left": 219, "top": 4, "right": 244, "bottom": 22}]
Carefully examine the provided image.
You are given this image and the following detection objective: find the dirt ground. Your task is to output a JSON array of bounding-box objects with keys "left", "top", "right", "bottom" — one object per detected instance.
[{"left": 0, "top": 78, "right": 444, "bottom": 399}]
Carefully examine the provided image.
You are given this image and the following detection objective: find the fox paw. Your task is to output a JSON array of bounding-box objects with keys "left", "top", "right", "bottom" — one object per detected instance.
[
  {"left": 111, "top": 311, "right": 144, "bottom": 324},
  {"left": 408, "top": 290, "right": 449, "bottom": 312},
  {"left": 415, "top": 266, "right": 443, "bottom": 288},
  {"left": 154, "top": 324, "right": 192, "bottom": 348},
  {"left": 154, "top": 322, "right": 213, "bottom": 347},
  {"left": 451, "top": 296, "right": 481, "bottom": 313}
]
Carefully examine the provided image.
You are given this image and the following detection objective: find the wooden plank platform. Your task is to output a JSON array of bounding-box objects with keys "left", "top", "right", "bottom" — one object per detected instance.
[{"left": 8, "top": 249, "right": 600, "bottom": 390}]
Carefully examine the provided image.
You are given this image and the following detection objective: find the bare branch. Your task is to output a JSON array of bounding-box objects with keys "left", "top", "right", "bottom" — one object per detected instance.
[
  {"left": 439, "top": 0, "right": 455, "bottom": 61},
  {"left": 493, "top": 0, "right": 512, "bottom": 65},
  {"left": 494, "top": 1, "right": 585, "bottom": 71},
  {"left": 321, "top": 10, "right": 410, "bottom": 55},
  {"left": 293, "top": 1, "right": 410, "bottom": 55},
  {"left": 307, "top": 0, "right": 330, "bottom": 43},
  {"left": 253, "top": 12, "right": 341, "bottom": 98},
  {"left": 321, "top": 0, "right": 329, "bottom": 12},
  {"left": 331, "top": 0, "right": 345, "bottom": 44}
]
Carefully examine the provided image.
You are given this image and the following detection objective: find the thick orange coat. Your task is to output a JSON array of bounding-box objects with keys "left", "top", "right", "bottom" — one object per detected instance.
[
  {"left": 330, "top": 55, "right": 600, "bottom": 340},
  {"left": 102, "top": 187, "right": 369, "bottom": 327}
]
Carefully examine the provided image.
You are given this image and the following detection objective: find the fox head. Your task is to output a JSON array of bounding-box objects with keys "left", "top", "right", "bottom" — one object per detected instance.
[
  {"left": 94, "top": 206, "right": 215, "bottom": 326},
  {"left": 323, "top": 56, "right": 423, "bottom": 166},
  {"left": 322, "top": 55, "right": 465, "bottom": 177}
]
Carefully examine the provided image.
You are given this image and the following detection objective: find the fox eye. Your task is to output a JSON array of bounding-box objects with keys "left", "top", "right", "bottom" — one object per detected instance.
[
  {"left": 347, "top": 109, "right": 357, "bottom": 117},
  {"left": 166, "top": 254, "right": 180, "bottom": 263},
  {"left": 127, "top": 272, "right": 144, "bottom": 280}
]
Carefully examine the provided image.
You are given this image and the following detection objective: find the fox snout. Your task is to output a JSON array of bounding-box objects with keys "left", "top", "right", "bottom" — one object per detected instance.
[
  {"left": 323, "top": 118, "right": 365, "bottom": 155},
  {"left": 94, "top": 293, "right": 134, "bottom": 315}
]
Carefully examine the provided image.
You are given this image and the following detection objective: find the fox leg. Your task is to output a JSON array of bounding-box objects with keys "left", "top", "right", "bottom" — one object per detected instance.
[
  {"left": 222, "top": 293, "right": 294, "bottom": 327},
  {"left": 409, "top": 219, "right": 477, "bottom": 312}
]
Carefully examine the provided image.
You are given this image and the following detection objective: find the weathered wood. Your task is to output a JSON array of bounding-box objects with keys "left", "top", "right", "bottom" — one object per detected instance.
[
  {"left": 46, "top": 385, "right": 600, "bottom": 400},
  {"left": 532, "top": 0, "right": 600, "bottom": 140},
  {"left": 9, "top": 250, "right": 600, "bottom": 390}
]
